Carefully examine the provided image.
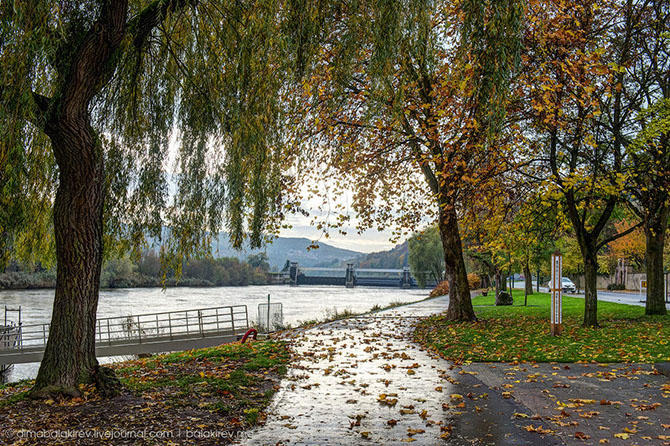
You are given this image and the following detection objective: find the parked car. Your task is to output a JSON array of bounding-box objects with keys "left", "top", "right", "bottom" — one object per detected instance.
[{"left": 547, "top": 277, "right": 577, "bottom": 293}]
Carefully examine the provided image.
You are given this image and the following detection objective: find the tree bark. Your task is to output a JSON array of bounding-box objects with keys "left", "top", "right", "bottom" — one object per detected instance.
[
  {"left": 582, "top": 247, "right": 599, "bottom": 327},
  {"left": 438, "top": 206, "right": 476, "bottom": 321},
  {"left": 30, "top": 1, "right": 128, "bottom": 398},
  {"left": 523, "top": 262, "right": 533, "bottom": 296},
  {"left": 32, "top": 119, "right": 106, "bottom": 398},
  {"left": 494, "top": 268, "right": 508, "bottom": 297},
  {"left": 644, "top": 204, "right": 668, "bottom": 315}
]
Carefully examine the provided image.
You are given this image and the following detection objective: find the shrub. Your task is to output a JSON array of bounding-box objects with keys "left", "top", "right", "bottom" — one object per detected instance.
[
  {"left": 467, "top": 273, "right": 481, "bottom": 290},
  {"left": 430, "top": 280, "right": 449, "bottom": 298},
  {"left": 607, "top": 283, "right": 625, "bottom": 291}
]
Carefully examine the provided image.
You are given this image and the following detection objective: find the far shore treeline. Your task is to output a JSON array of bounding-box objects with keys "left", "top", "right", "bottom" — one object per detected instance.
[{"left": 0, "top": 252, "right": 272, "bottom": 290}]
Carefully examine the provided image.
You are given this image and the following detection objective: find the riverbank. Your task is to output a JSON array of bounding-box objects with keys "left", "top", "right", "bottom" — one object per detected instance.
[
  {"left": 0, "top": 271, "right": 272, "bottom": 290},
  {"left": 0, "top": 340, "right": 289, "bottom": 445}
]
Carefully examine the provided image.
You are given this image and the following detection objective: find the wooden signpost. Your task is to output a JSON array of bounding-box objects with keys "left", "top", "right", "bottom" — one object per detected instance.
[{"left": 550, "top": 250, "right": 563, "bottom": 336}]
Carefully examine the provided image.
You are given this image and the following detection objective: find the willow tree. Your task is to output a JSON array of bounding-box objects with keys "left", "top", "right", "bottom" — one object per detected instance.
[
  {"left": 289, "top": 0, "right": 524, "bottom": 321},
  {"left": 0, "top": 0, "right": 321, "bottom": 398}
]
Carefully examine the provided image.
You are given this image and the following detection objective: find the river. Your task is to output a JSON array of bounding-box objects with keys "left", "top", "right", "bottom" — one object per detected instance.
[{"left": 0, "top": 285, "right": 429, "bottom": 383}]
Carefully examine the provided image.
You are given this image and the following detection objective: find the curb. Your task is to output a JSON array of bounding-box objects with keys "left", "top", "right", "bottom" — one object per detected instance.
[{"left": 655, "top": 362, "right": 670, "bottom": 378}]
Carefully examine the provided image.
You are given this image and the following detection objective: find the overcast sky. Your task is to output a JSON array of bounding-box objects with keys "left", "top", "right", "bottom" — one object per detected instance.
[
  {"left": 275, "top": 187, "right": 411, "bottom": 254},
  {"left": 278, "top": 215, "right": 402, "bottom": 253}
]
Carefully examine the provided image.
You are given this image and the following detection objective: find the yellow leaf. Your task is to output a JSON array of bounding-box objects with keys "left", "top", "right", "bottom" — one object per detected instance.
[{"left": 407, "top": 428, "right": 425, "bottom": 435}]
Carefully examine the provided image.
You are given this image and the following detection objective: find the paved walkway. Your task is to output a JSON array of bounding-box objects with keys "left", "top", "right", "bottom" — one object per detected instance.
[
  {"left": 456, "top": 362, "right": 670, "bottom": 445},
  {"left": 241, "top": 297, "right": 670, "bottom": 445},
  {"left": 242, "top": 298, "right": 539, "bottom": 445}
]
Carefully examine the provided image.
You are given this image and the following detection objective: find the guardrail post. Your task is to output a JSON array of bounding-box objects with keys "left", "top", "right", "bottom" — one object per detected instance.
[
  {"left": 198, "top": 310, "right": 204, "bottom": 337},
  {"left": 186, "top": 311, "right": 189, "bottom": 335},
  {"left": 137, "top": 316, "right": 142, "bottom": 343},
  {"left": 216, "top": 308, "right": 220, "bottom": 332},
  {"left": 42, "top": 325, "right": 47, "bottom": 346},
  {"left": 230, "top": 307, "right": 235, "bottom": 334},
  {"left": 168, "top": 313, "right": 173, "bottom": 340},
  {"left": 107, "top": 319, "right": 111, "bottom": 345}
]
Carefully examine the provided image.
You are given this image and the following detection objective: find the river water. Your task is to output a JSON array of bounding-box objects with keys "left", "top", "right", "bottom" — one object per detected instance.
[{"left": 0, "top": 285, "right": 429, "bottom": 383}]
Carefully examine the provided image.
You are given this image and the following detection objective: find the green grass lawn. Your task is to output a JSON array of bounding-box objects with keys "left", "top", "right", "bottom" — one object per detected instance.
[{"left": 414, "top": 290, "right": 670, "bottom": 363}]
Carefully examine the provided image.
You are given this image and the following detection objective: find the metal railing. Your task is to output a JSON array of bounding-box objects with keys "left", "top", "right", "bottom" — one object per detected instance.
[
  {"left": 0, "top": 324, "right": 22, "bottom": 350},
  {"left": 0, "top": 305, "right": 249, "bottom": 351}
]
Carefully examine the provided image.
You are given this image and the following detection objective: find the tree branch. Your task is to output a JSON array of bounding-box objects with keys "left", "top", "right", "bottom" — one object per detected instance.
[
  {"left": 127, "top": 0, "right": 197, "bottom": 50},
  {"left": 596, "top": 219, "right": 644, "bottom": 251}
]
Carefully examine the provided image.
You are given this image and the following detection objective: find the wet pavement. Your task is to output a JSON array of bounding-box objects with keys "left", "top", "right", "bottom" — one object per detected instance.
[
  {"left": 241, "top": 297, "right": 670, "bottom": 446},
  {"left": 242, "top": 298, "right": 539, "bottom": 445},
  {"left": 457, "top": 362, "right": 670, "bottom": 446}
]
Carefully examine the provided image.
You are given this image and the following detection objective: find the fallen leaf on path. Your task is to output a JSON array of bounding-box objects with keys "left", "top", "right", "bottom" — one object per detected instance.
[{"left": 575, "top": 432, "right": 590, "bottom": 440}]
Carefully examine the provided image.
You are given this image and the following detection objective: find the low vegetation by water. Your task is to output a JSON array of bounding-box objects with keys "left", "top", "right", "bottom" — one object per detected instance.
[
  {"left": 0, "top": 340, "right": 289, "bottom": 445},
  {"left": 414, "top": 291, "right": 670, "bottom": 363},
  {"left": 0, "top": 252, "right": 271, "bottom": 290}
]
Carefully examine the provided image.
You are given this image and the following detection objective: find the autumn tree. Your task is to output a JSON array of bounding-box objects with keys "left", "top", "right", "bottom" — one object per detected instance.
[
  {"left": 462, "top": 209, "right": 513, "bottom": 300},
  {"left": 606, "top": 220, "right": 646, "bottom": 272},
  {"left": 460, "top": 180, "right": 517, "bottom": 299},
  {"left": 610, "top": 0, "right": 669, "bottom": 315},
  {"left": 0, "top": 0, "right": 325, "bottom": 398},
  {"left": 290, "top": 0, "right": 524, "bottom": 321},
  {"left": 520, "top": 0, "right": 642, "bottom": 326},
  {"left": 506, "top": 194, "right": 561, "bottom": 300}
]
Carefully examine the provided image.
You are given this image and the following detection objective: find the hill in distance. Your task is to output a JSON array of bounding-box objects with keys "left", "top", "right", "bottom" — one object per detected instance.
[
  {"left": 210, "top": 234, "right": 363, "bottom": 269},
  {"left": 347, "top": 241, "right": 409, "bottom": 269}
]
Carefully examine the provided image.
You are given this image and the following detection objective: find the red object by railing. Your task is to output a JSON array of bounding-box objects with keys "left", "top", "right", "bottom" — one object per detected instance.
[{"left": 240, "top": 328, "right": 258, "bottom": 344}]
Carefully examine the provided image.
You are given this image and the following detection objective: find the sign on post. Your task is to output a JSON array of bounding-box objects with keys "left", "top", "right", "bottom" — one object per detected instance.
[
  {"left": 550, "top": 251, "right": 563, "bottom": 336},
  {"left": 639, "top": 279, "right": 647, "bottom": 302}
]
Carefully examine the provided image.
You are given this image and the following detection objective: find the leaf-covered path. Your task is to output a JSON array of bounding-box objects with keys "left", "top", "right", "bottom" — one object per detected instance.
[
  {"left": 242, "top": 297, "right": 542, "bottom": 445},
  {"left": 242, "top": 296, "right": 670, "bottom": 445}
]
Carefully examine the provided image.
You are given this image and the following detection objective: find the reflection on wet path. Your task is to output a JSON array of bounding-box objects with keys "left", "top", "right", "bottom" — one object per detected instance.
[{"left": 244, "top": 297, "right": 459, "bottom": 445}]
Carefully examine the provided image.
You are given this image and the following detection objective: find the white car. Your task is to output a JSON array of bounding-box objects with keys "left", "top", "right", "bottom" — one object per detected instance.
[{"left": 547, "top": 277, "right": 577, "bottom": 293}]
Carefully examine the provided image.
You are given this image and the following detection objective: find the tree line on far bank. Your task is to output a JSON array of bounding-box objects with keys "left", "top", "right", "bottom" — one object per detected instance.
[{"left": 0, "top": 252, "right": 271, "bottom": 290}]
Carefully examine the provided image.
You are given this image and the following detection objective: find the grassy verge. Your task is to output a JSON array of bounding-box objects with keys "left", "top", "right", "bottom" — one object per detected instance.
[
  {"left": 414, "top": 290, "right": 670, "bottom": 363},
  {"left": 0, "top": 340, "right": 289, "bottom": 445}
]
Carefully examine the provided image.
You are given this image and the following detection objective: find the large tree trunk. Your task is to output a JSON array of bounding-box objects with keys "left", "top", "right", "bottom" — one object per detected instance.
[
  {"left": 644, "top": 205, "right": 668, "bottom": 316},
  {"left": 30, "top": 3, "right": 127, "bottom": 398},
  {"left": 32, "top": 121, "right": 107, "bottom": 398},
  {"left": 438, "top": 206, "right": 476, "bottom": 321},
  {"left": 582, "top": 247, "right": 599, "bottom": 327}
]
